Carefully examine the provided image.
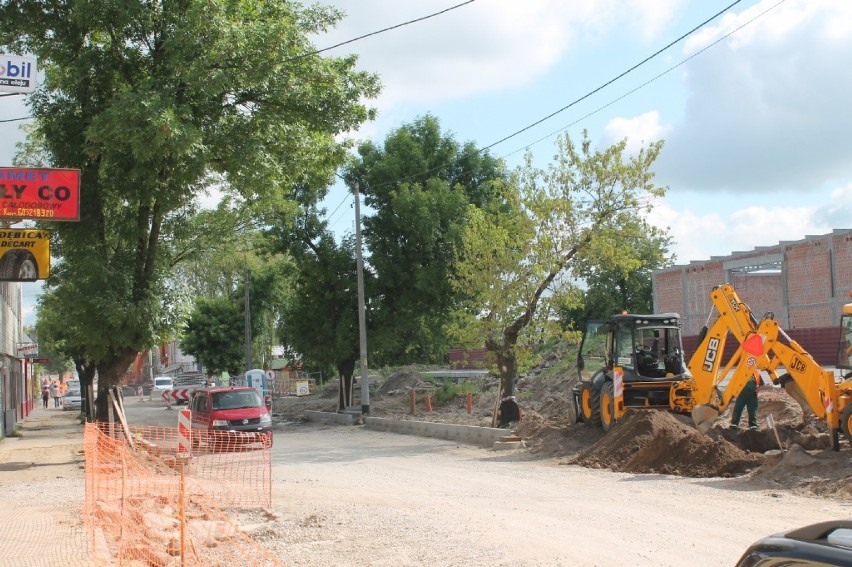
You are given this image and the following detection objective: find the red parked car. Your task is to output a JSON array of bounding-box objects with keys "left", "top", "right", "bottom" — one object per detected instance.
[{"left": 188, "top": 386, "right": 272, "bottom": 450}]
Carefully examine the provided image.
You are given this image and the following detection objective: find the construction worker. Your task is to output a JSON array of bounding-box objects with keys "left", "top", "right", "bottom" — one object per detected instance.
[{"left": 730, "top": 371, "right": 760, "bottom": 430}]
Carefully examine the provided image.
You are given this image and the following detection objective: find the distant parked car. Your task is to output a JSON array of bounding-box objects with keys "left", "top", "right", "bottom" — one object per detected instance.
[
  {"left": 151, "top": 376, "right": 174, "bottom": 400},
  {"left": 735, "top": 519, "right": 852, "bottom": 566},
  {"left": 62, "top": 388, "right": 82, "bottom": 412}
]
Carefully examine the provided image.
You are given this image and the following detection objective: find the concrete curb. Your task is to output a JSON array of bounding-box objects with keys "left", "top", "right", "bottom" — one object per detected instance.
[
  {"left": 302, "top": 412, "right": 513, "bottom": 447},
  {"left": 365, "top": 416, "right": 508, "bottom": 446},
  {"left": 304, "top": 410, "right": 354, "bottom": 425}
]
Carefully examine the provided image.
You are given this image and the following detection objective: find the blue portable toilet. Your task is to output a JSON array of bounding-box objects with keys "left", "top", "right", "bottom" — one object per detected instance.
[{"left": 245, "top": 368, "right": 268, "bottom": 400}]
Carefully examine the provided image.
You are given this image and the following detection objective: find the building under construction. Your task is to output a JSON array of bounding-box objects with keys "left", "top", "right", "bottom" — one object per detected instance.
[{"left": 653, "top": 228, "right": 852, "bottom": 364}]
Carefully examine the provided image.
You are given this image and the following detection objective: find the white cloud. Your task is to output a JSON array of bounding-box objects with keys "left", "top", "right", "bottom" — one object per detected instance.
[
  {"left": 600, "top": 110, "right": 669, "bottom": 154},
  {"left": 656, "top": 0, "right": 852, "bottom": 193},
  {"left": 651, "top": 181, "right": 852, "bottom": 264},
  {"left": 319, "top": 0, "right": 686, "bottom": 109}
]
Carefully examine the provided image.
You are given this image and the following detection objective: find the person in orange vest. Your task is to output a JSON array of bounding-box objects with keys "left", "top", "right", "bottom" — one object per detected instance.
[{"left": 730, "top": 371, "right": 760, "bottom": 431}]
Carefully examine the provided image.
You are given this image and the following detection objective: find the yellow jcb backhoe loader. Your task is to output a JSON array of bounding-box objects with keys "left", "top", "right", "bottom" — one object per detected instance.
[
  {"left": 688, "top": 284, "right": 852, "bottom": 450},
  {"left": 573, "top": 284, "right": 852, "bottom": 450}
]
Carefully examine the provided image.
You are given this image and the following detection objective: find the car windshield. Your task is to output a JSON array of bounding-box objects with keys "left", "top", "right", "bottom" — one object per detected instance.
[
  {"left": 211, "top": 390, "right": 262, "bottom": 410},
  {"left": 66, "top": 389, "right": 81, "bottom": 397}
]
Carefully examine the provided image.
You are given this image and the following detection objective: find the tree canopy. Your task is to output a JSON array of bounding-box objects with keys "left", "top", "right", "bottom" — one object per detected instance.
[
  {"left": 344, "top": 115, "right": 506, "bottom": 365},
  {"left": 450, "top": 131, "right": 669, "bottom": 400},
  {"left": 2, "top": 0, "right": 379, "bottom": 419}
]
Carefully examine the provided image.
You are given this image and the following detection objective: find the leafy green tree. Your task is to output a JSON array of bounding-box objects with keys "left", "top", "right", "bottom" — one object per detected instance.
[
  {"left": 180, "top": 297, "right": 245, "bottom": 376},
  {"left": 344, "top": 115, "right": 505, "bottom": 365},
  {"left": 560, "top": 224, "right": 674, "bottom": 329},
  {"left": 2, "top": 0, "right": 379, "bottom": 420},
  {"left": 450, "top": 131, "right": 668, "bottom": 404},
  {"left": 179, "top": 251, "right": 291, "bottom": 375},
  {"left": 277, "top": 232, "right": 363, "bottom": 410}
]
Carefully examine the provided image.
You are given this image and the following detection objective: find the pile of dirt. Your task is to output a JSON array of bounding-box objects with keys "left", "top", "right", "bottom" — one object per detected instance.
[
  {"left": 377, "top": 371, "right": 428, "bottom": 397},
  {"left": 567, "top": 410, "right": 764, "bottom": 477}
]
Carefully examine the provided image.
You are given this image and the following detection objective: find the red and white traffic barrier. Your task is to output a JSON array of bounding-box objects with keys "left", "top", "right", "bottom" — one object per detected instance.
[{"left": 178, "top": 408, "right": 191, "bottom": 455}]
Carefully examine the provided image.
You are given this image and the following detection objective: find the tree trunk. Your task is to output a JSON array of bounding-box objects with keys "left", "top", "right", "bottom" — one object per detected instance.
[
  {"left": 337, "top": 358, "right": 356, "bottom": 411},
  {"left": 94, "top": 349, "right": 138, "bottom": 422},
  {"left": 74, "top": 359, "right": 97, "bottom": 422},
  {"left": 492, "top": 332, "right": 522, "bottom": 427},
  {"left": 496, "top": 348, "right": 518, "bottom": 397}
]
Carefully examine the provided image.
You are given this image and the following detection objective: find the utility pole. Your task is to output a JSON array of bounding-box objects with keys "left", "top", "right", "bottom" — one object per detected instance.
[
  {"left": 244, "top": 268, "right": 252, "bottom": 373},
  {"left": 354, "top": 182, "right": 370, "bottom": 415}
]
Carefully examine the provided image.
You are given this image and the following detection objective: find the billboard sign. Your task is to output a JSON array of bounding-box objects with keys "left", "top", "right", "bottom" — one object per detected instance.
[
  {"left": 0, "top": 229, "right": 50, "bottom": 281},
  {"left": 16, "top": 342, "right": 38, "bottom": 358},
  {"left": 0, "top": 168, "right": 80, "bottom": 221},
  {"left": 0, "top": 55, "right": 37, "bottom": 94}
]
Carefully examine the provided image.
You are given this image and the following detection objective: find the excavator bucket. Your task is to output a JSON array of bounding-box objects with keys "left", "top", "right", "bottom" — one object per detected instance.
[{"left": 692, "top": 404, "right": 720, "bottom": 433}]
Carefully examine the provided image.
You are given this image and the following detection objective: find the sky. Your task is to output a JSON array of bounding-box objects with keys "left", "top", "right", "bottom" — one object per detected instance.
[{"left": 3, "top": 0, "right": 852, "bottom": 325}]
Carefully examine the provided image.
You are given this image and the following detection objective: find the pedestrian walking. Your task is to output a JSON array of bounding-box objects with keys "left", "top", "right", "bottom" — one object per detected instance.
[
  {"left": 50, "top": 382, "right": 62, "bottom": 408},
  {"left": 41, "top": 383, "right": 50, "bottom": 409}
]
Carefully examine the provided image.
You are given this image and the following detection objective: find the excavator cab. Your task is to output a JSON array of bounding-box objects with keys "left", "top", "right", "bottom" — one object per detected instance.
[{"left": 573, "top": 313, "right": 690, "bottom": 431}]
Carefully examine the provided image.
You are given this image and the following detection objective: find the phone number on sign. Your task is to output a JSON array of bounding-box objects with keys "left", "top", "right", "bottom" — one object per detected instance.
[{"left": 3, "top": 208, "right": 55, "bottom": 218}]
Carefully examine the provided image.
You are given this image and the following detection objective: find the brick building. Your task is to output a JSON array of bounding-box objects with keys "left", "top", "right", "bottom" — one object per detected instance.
[{"left": 652, "top": 228, "right": 852, "bottom": 365}]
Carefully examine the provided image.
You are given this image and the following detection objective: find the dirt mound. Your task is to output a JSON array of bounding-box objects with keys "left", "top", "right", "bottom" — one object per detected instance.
[
  {"left": 568, "top": 410, "right": 763, "bottom": 477},
  {"left": 378, "top": 371, "right": 428, "bottom": 397}
]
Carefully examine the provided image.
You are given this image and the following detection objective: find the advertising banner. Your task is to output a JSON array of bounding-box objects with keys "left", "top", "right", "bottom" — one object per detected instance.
[
  {"left": 16, "top": 342, "right": 38, "bottom": 358},
  {"left": 0, "top": 168, "right": 81, "bottom": 221},
  {"left": 0, "top": 54, "right": 36, "bottom": 94},
  {"left": 0, "top": 229, "right": 50, "bottom": 281}
]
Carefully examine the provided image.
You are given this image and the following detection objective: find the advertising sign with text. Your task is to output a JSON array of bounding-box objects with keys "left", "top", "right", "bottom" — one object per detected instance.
[
  {"left": 0, "top": 168, "right": 80, "bottom": 221},
  {"left": 16, "top": 342, "right": 38, "bottom": 358},
  {"left": 0, "top": 54, "right": 36, "bottom": 94},
  {"left": 0, "top": 229, "right": 50, "bottom": 281}
]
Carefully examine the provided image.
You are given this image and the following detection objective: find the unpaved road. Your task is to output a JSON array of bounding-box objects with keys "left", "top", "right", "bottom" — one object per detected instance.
[
  {"left": 60, "top": 398, "right": 852, "bottom": 566},
  {"left": 266, "top": 423, "right": 852, "bottom": 567}
]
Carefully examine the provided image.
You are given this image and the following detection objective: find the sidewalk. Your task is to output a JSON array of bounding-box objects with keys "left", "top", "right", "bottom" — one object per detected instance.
[{"left": 0, "top": 405, "right": 89, "bottom": 566}]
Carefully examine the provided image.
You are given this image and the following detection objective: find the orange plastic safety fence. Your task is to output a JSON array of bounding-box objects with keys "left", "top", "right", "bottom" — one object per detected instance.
[{"left": 84, "top": 423, "right": 285, "bottom": 566}]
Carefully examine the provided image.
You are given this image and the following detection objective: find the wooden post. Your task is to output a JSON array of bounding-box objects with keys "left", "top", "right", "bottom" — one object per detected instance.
[
  {"left": 466, "top": 392, "right": 473, "bottom": 414},
  {"left": 424, "top": 394, "right": 432, "bottom": 412},
  {"left": 408, "top": 388, "right": 416, "bottom": 414}
]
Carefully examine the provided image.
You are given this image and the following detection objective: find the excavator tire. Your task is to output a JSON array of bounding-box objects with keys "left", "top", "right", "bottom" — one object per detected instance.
[
  {"left": 579, "top": 382, "right": 600, "bottom": 424},
  {"left": 600, "top": 381, "right": 616, "bottom": 432},
  {"left": 841, "top": 404, "right": 852, "bottom": 443}
]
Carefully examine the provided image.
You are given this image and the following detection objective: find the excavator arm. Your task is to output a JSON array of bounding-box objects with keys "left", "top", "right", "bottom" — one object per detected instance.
[
  {"left": 687, "top": 284, "right": 775, "bottom": 408},
  {"left": 688, "top": 284, "right": 851, "bottom": 449}
]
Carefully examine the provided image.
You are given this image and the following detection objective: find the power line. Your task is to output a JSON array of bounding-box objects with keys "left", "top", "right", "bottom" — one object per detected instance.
[
  {"left": 0, "top": 1, "right": 477, "bottom": 125},
  {"left": 343, "top": 0, "right": 753, "bottom": 196},
  {"left": 500, "top": 0, "right": 789, "bottom": 160},
  {"left": 283, "top": 0, "right": 477, "bottom": 64},
  {"left": 481, "top": 0, "right": 744, "bottom": 151}
]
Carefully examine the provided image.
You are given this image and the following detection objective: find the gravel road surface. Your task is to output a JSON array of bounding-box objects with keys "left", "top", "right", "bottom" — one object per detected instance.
[{"left": 265, "top": 423, "right": 852, "bottom": 567}]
